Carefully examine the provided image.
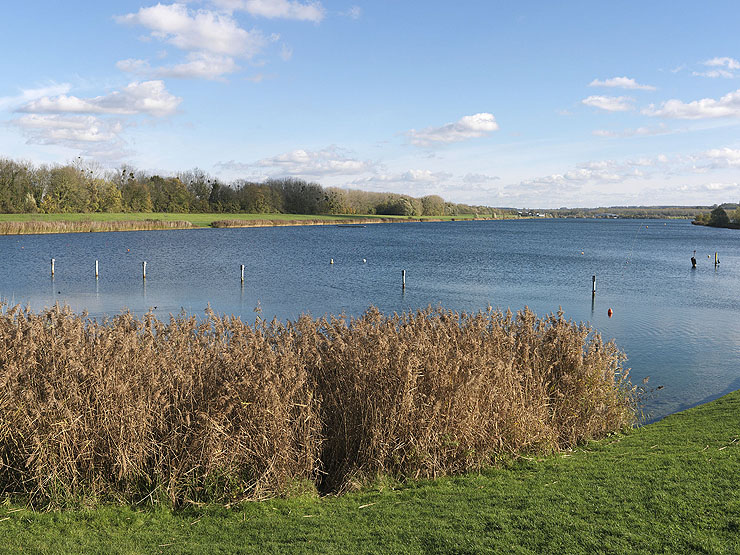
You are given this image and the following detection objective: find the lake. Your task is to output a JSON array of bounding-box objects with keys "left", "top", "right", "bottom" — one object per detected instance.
[{"left": 1, "top": 218, "right": 738, "bottom": 421}]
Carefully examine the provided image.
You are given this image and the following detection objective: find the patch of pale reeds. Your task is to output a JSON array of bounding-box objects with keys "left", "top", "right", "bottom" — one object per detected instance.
[
  {"left": 209, "top": 217, "right": 400, "bottom": 228},
  {"left": 0, "top": 303, "right": 635, "bottom": 507},
  {"left": 0, "top": 220, "right": 196, "bottom": 235}
]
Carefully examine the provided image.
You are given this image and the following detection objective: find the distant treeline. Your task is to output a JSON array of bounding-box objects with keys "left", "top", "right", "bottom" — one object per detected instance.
[
  {"left": 692, "top": 205, "right": 740, "bottom": 229},
  {"left": 0, "top": 158, "right": 502, "bottom": 217},
  {"left": 546, "top": 206, "right": 721, "bottom": 219}
]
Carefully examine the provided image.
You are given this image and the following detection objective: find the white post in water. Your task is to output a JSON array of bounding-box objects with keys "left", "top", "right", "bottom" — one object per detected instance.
[
  {"left": 95, "top": 260, "right": 99, "bottom": 279},
  {"left": 142, "top": 261, "right": 147, "bottom": 280},
  {"left": 50, "top": 258, "right": 55, "bottom": 277},
  {"left": 402, "top": 269, "right": 406, "bottom": 289},
  {"left": 240, "top": 264, "right": 245, "bottom": 283},
  {"left": 715, "top": 252, "right": 719, "bottom": 267},
  {"left": 592, "top": 275, "right": 596, "bottom": 295}
]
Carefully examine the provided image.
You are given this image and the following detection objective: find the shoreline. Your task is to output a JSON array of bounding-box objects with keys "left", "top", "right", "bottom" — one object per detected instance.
[
  {"left": 691, "top": 220, "right": 740, "bottom": 230},
  {"left": 0, "top": 214, "right": 501, "bottom": 236}
]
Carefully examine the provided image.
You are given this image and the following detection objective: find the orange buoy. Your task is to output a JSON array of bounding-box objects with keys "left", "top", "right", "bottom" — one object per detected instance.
[{"left": 608, "top": 308, "right": 613, "bottom": 317}]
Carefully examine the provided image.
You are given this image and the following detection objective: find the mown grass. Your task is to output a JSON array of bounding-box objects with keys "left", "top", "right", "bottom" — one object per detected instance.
[
  {"left": 0, "top": 212, "right": 498, "bottom": 234},
  {"left": 0, "top": 390, "right": 737, "bottom": 554}
]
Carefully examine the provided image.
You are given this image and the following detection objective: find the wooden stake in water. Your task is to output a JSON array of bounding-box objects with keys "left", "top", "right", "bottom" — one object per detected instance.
[
  {"left": 592, "top": 275, "right": 596, "bottom": 295},
  {"left": 240, "top": 264, "right": 245, "bottom": 283},
  {"left": 95, "top": 260, "right": 99, "bottom": 279},
  {"left": 50, "top": 258, "right": 55, "bottom": 277},
  {"left": 402, "top": 269, "right": 406, "bottom": 289},
  {"left": 142, "top": 261, "right": 147, "bottom": 280}
]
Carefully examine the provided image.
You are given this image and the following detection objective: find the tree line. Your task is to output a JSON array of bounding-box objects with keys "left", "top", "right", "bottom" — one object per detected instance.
[
  {"left": 693, "top": 205, "right": 740, "bottom": 229},
  {"left": 0, "top": 157, "right": 501, "bottom": 217}
]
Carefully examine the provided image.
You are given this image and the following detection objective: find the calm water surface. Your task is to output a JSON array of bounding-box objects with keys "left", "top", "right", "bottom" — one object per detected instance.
[{"left": 2, "top": 219, "right": 738, "bottom": 421}]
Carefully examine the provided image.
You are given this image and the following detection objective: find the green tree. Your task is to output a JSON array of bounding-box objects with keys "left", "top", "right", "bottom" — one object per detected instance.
[
  {"left": 148, "top": 176, "right": 194, "bottom": 213},
  {"left": 0, "top": 159, "right": 35, "bottom": 213},
  {"left": 40, "top": 166, "right": 88, "bottom": 213},
  {"left": 97, "top": 180, "right": 123, "bottom": 212},
  {"left": 376, "top": 195, "right": 416, "bottom": 216},
  {"left": 421, "top": 195, "right": 445, "bottom": 216},
  {"left": 121, "top": 178, "right": 153, "bottom": 212},
  {"left": 708, "top": 206, "right": 730, "bottom": 227}
]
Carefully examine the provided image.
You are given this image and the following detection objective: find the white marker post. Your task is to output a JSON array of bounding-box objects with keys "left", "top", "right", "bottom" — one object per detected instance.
[
  {"left": 95, "top": 260, "right": 99, "bottom": 279},
  {"left": 142, "top": 261, "right": 147, "bottom": 280}
]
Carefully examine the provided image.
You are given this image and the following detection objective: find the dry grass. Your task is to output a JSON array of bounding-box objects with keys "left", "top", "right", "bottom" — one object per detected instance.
[
  {"left": 210, "top": 217, "right": 401, "bottom": 228},
  {"left": 0, "top": 220, "right": 196, "bottom": 235},
  {"left": 0, "top": 303, "right": 635, "bottom": 507}
]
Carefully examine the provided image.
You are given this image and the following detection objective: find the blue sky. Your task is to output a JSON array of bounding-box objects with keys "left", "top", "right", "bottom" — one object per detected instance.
[{"left": 2, "top": 1, "right": 740, "bottom": 208}]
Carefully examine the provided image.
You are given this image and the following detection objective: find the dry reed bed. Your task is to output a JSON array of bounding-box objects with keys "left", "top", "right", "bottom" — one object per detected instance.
[
  {"left": 0, "top": 303, "right": 635, "bottom": 506},
  {"left": 0, "top": 220, "right": 196, "bottom": 235},
  {"left": 209, "top": 217, "right": 496, "bottom": 228},
  {"left": 210, "top": 217, "right": 403, "bottom": 228}
]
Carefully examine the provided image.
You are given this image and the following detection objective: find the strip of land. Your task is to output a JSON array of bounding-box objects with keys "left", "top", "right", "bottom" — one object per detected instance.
[
  {"left": 0, "top": 212, "right": 501, "bottom": 235},
  {"left": 0, "top": 390, "right": 737, "bottom": 554}
]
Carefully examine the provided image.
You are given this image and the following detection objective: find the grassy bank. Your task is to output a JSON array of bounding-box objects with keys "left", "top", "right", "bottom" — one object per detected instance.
[
  {"left": 0, "top": 212, "right": 501, "bottom": 235},
  {"left": 0, "top": 304, "right": 633, "bottom": 507},
  {"left": 0, "top": 390, "right": 736, "bottom": 553}
]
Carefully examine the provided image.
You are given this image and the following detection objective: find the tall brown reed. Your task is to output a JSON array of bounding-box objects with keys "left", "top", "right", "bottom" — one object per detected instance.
[
  {"left": 209, "top": 217, "right": 399, "bottom": 228},
  {"left": 0, "top": 303, "right": 635, "bottom": 506},
  {"left": 0, "top": 220, "right": 195, "bottom": 235}
]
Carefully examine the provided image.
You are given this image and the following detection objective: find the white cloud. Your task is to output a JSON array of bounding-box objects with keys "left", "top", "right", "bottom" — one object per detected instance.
[
  {"left": 116, "top": 3, "right": 266, "bottom": 58},
  {"left": 703, "top": 181, "right": 739, "bottom": 191},
  {"left": 705, "top": 57, "right": 740, "bottom": 70},
  {"left": 408, "top": 113, "right": 499, "bottom": 147},
  {"left": 0, "top": 83, "right": 72, "bottom": 110},
  {"left": 12, "top": 114, "right": 130, "bottom": 160},
  {"left": 693, "top": 69, "right": 735, "bottom": 78},
  {"left": 348, "top": 170, "right": 454, "bottom": 195},
  {"left": 581, "top": 95, "right": 634, "bottom": 112},
  {"left": 216, "top": 146, "right": 376, "bottom": 177},
  {"left": 15, "top": 114, "right": 122, "bottom": 143},
  {"left": 17, "top": 81, "right": 182, "bottom": 117},
  {"left": 592, "top": 124, "right": 670, "bottom": 138},
  {"left": 703, "top": 147, "right": 740, "bottom": 168},
  {"left": 588, "top": 77, "right": 656, "bottom": 91},
  {"left": 693, "top": 57, "right": 740, "bottom": 78},
  {"left": 245, "top": 73, "right": 274, "bottom": 83},
  {"left": 342, "top": 6, "right": 362, "bottom": 19},
  {"left": 280, "top": 43, "right": 293, "bottom": 61},
  {"left": 643, "top": 89, "right": 740, "bottom": 119},
  {"left": 515, "top": 157, "right": 671, "bottom": 197},
  {"left": 211, "top": 0, "right": 325, "bottom": 21},
  {"left": 463, "top": 173, "right": 500, "bottom": 184},
  {"left": 117, "top": 53, "right": 239, "bottom": 80}
]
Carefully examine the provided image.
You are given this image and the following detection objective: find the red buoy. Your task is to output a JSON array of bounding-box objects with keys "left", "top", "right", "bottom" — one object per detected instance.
[{"left": 608, "top": 308, "right": 613, "bottom": 317}]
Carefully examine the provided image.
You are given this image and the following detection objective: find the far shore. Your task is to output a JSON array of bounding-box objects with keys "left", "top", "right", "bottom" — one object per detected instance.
[{"left": 0, "top": 212, "right": 507, "bottom": 235}]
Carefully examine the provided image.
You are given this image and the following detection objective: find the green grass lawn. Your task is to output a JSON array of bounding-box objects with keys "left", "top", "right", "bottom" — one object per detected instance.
[{"left": 1, "top": 391, "right": 737, "bottom": 554}]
